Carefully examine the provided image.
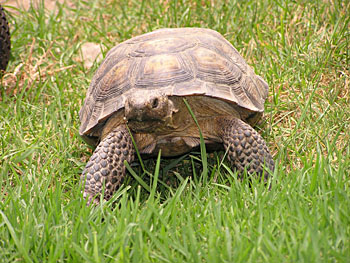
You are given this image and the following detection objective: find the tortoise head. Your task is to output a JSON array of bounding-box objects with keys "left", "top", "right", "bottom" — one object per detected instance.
[{"left": 125, "top": 90, "right": 178, "bottom": 132}]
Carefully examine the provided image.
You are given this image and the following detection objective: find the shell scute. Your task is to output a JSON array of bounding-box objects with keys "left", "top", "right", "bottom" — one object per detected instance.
[
  {"left": 191, "top": 47, "right": 242, "bottom": 86},
  {"left": 130, "top": 37, "right": 196, "bottom": 57},
  {"left": 135, "top": 54, "right": 193, "bottom": 87}
]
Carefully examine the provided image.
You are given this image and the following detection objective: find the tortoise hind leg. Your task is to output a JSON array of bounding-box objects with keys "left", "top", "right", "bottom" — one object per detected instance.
[
  {"left": 219, "top": 117, "right": 274, "bottom": 180},
  {"left": 81, "top": 125, "right": 134, "bottom": 205}
]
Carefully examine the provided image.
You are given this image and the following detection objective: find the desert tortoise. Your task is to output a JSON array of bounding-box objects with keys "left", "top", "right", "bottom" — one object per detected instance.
[{"left": 79, "top": 28, "right": 274, "bottom": 204}]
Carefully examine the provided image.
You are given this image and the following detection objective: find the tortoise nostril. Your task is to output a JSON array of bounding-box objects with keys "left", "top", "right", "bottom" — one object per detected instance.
[{"left": 151, "top": 98, "right": 159, "bottom": 109}]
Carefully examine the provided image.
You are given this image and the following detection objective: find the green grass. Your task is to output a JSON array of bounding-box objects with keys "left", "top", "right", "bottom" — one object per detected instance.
[{"left": 1, "top": 0, "right": 349, "bottom": 262}]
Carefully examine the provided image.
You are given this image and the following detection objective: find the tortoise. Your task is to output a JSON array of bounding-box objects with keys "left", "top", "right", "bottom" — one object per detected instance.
[
  {"left": 0, "top": 5, "right": 11, "bottom": 71},
  {"left": 79, "top": 28, "right": 274, "bottom": 204}
]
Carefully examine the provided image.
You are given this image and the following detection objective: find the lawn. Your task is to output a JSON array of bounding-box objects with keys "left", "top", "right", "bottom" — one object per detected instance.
[{"left": 1, "top": 0, "right": 349, "bottom": 262}]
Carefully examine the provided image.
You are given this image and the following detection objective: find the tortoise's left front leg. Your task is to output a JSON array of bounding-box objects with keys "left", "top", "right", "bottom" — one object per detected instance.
[
  {"left": 81, "top": 125, "right": 134, "bottom": 205},
  {"left": 218, "top": 117, "right": 274, "bottom": 180}
]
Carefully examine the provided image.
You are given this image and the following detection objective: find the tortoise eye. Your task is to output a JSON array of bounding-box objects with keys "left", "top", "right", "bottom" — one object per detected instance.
[{"left": 151, "top": 98, "right": 159, "bottom": 109}]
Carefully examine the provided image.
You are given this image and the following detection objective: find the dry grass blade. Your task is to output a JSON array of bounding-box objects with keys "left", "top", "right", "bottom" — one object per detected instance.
[{"left": 1, "top": 38, "right": 75, "bottom": 99}]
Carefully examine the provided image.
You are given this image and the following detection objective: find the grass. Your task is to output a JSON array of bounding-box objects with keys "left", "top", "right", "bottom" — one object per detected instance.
[{"left": 1, "top": 0, "right": 349, "bottom": 262}]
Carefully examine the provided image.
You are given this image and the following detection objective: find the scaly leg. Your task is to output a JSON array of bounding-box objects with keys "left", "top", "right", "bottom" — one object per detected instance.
[
  {"left": 81, "top": 125, "right": 134, "bottom": 204},
  {"left": 219, "top": 117, "right": 274, "bottom": 180}
]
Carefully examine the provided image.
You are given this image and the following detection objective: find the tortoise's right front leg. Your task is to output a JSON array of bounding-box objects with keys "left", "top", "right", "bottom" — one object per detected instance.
[{"left": 81, "top": 125, "right": 134, "bottom": 205}]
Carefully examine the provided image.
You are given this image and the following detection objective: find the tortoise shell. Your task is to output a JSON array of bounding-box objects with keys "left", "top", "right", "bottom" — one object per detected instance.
[{"left": 79, "top": 28, "right": 269, "bottom": 146}]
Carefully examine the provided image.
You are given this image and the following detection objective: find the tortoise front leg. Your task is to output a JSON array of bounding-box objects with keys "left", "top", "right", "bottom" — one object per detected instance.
[
  {"left": 81, "top": 125, "right": 134, "bottom": 205},
  {"left": 219, "top": 117, "right": 274, "bottom": 180}
]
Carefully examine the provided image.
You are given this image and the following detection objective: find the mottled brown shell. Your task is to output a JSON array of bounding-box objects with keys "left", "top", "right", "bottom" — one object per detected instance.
[{"left": 79, "top": 28, "right": 268, "bottom": 138}]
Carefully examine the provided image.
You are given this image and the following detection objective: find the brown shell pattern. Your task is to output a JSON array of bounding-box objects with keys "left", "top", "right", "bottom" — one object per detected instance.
[{"left": 79, "top": 28, "right": 269, "bottom": 136}]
